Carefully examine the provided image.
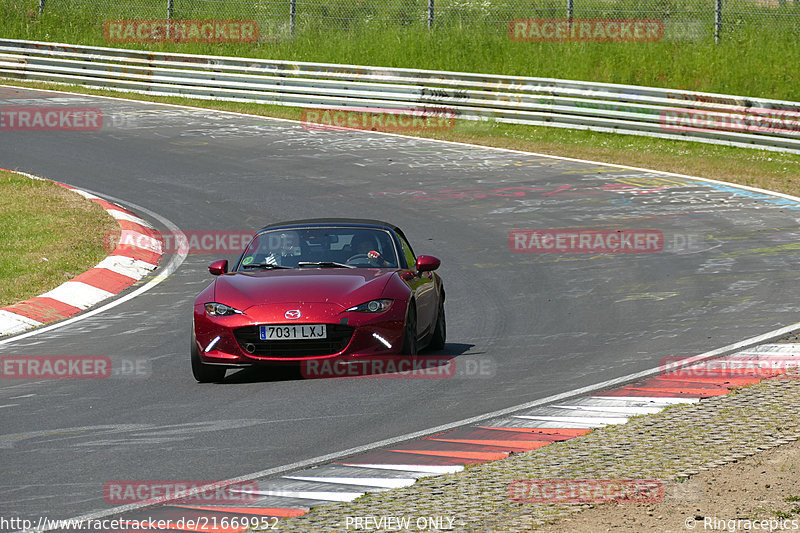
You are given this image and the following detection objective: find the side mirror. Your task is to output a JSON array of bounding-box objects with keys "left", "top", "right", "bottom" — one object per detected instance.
[
  {"left": 416, "top": 255, "right": 440, "bottom": 272},
  {"left": 208, "top": 259, "right": 228, "bottom": 276}
]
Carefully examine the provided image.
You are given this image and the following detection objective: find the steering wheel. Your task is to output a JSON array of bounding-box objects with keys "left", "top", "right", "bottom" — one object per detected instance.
[{"left": 346, "top": 253, "right": 372, "bottom": 264}]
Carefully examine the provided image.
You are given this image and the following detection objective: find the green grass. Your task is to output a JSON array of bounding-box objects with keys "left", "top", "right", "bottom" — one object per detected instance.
[
  {"left": 0, "top": 170, "right": 120, "bottom": 307},
  {"left": 2, "top": 0, "right": 800, "bottom": 100}
]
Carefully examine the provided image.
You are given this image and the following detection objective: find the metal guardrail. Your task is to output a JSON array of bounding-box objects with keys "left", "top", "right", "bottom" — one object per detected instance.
[{"left": 1, "top": 38, "right": 799, "bottom": 154}]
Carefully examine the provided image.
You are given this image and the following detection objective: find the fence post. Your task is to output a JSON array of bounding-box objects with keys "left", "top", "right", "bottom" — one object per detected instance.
[
  {"left": 290, "top": 0, "right": 296, "bottom": 36},
  {"left": 714, "top": 0, "right": 722, "bottom": 43},
  {"left": 167, "top": 0, "right": 173, "bottom": 19},
  {"left": 428, "top": 0, "right": 434, "bottom": 28},
  {"left": 38, "top": 0, "right": 44, "bottom": 15},
  {"left": 568, "top": 0, "right": 574, "bottom": 21}
]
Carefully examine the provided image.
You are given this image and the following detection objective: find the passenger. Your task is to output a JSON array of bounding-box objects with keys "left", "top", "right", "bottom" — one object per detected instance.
[{"left": 243, "top": 231, "right": 299, "bottom": 267}]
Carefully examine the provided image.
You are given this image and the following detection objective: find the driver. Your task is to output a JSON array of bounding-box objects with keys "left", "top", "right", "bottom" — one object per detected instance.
[{"left": 350, "top": 233, "right": 390, "bottom": 266}]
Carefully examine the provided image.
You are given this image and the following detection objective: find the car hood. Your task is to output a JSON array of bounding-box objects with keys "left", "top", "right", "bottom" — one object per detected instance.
[{"left": 213, "top": 268, "right": 396, "bottom": 311}]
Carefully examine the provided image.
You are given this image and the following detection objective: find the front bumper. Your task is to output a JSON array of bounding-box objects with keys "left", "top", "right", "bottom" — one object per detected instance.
[{"left": 193, "top": 301, "right": 406, "bottom": 365}]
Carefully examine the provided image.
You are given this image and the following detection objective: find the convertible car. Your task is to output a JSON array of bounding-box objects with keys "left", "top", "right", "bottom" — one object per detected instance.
[{"left": 192, "top": 219, "right": 445, "bottom": 382}]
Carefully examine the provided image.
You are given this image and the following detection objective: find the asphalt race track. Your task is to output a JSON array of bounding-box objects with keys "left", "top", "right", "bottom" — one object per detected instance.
[{"left": 2, "top": 86, "right": 800, "bottom": 523}]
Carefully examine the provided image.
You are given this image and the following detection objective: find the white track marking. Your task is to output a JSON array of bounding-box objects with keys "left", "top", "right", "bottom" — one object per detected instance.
[
  {"left": 0, "top": 311, "right": 43, "bottom": 335},
  {"left": 231, "top": 489, "right": 364, "bottom": 502},
  {"left": 591, "top": 396, "right": 699, "bottom": 404},
  {"left": 283, "top": 476, "right": 417, "bottom": 489},
  {"left": 551, "top": 405, "right": 664, "bottom": 415},
  {"left": 341, "top": 464, "right": 464, "bottom": 475},
  {"left": 94, "top": 256, "right": 157, "bottom": 279},
  {"left": 39, "top": 282, "right": 114, "bottom": 310},
  {"left": 513, "top": 415, "right": 629, "bottom": 426},
  {"left": 107, "top": 209, "right": 153, "bottom": 226}
]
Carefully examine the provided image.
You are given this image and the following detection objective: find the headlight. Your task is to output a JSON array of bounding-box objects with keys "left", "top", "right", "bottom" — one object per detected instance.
[
  {"left": 346, "top": 299, "right": 393, "bottom": 313},
  {"left": 204, "top": 302, "right": 243, "bottom": 316}
]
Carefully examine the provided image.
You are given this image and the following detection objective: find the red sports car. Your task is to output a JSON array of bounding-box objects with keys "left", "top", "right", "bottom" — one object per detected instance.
[{"left": 192, "top": 219, "right": 445, "bottom": 382}]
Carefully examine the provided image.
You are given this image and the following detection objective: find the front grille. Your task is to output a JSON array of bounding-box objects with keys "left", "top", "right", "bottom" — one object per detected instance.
[{"left": 233, "top": 324, "right": 354, "bottom": 357}]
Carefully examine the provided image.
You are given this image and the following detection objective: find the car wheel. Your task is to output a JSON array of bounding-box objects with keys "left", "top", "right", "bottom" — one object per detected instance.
[
  {"left": 401, "top": 304, "right": 418, "bottom": 356},
  {"left": 191, "top": 329, "right": 226, "bottom": 383},
  {"left": 428, "top": 296, "right": 446, "bottom": 351}
]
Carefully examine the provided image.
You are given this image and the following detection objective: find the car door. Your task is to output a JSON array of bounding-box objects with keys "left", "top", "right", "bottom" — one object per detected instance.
[{"left": 398, "top": 234, "right": 437, "bottom": 338}]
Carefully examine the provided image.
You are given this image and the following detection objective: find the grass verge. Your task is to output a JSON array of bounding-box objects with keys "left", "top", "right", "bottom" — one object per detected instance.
[
  {"left": 0, "top": 169, "right": 119, "bottom": 307},
  {"left": 2, "top": 2, "right": 800, "bottom": 100}
]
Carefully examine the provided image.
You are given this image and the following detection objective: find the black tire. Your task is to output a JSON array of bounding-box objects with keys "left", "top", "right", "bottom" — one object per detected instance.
[
  {"left": 191, "top": 329, "right": 226, "bottom": 383},
  {"left": 400, "top": 304, "right": 418, "bottom": 356},
  {"left": 428, "top": 296, "right": 446, "bottom": 351}
]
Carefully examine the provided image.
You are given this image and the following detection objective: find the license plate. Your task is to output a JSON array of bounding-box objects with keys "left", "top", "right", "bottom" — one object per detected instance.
[{"left": 259, "top": 324, "right": 327, "bottom": 340}]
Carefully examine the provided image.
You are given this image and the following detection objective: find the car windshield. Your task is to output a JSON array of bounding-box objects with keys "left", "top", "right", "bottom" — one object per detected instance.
[{"left": 236, "top": 227, "right": 400, "bottom": 270}]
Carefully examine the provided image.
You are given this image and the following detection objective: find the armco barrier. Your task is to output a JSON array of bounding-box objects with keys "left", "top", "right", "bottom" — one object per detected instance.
[{"left": 1, "top": 38, "right": 799, "bottom": 154}]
